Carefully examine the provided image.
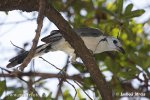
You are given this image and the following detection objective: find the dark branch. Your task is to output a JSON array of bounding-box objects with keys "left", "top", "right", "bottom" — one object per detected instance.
[{"left": 0, "top": 72, "right": 82, "bottom": 82}]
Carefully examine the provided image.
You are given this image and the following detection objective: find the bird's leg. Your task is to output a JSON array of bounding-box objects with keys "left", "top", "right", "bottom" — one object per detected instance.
[
  {"left": 66, "top": 53, "right": 83, "bottom": 66},
  {"left": 72, "top": 49, "right": 95, "bottom": 69}
]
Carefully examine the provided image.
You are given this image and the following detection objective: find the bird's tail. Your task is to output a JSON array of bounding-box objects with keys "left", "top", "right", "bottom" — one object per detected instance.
[{"left": 6, "top": 51, "right": 28, "bottom": 68}]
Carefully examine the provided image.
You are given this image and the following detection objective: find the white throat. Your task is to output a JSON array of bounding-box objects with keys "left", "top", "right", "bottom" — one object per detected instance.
[
  {"left": 82, "top": 36, "right": 108, "bottom": 54},
  {"left": 94, "top": 40, "right": 109, "bottom": 54}
]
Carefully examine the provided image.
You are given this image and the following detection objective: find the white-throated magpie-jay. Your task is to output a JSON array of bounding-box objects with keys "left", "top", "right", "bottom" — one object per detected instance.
[{"left": 6, "top": 27, "right": 125, "bottom": 68}]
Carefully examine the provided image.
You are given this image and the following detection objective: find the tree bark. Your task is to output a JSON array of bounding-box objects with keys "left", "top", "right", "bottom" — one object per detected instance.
[{"left": 0, "top": 0, "right": 113, "bottom": 99}]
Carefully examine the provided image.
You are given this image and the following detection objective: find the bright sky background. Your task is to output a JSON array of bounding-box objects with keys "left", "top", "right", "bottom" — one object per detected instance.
[{"left": 0, "top": 0, "right": 150, "bottom": 100}]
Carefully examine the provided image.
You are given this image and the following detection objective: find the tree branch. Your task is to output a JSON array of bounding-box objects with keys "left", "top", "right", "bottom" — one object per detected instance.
[
  {"left": 0, "top": 0, "right": 113, "bottom": 99},
  {"left": 0, "top": 72, "right": 82, "bottom": 82},
  {"left": 19, "top": 0, "right": 46, "bottom": 71}
]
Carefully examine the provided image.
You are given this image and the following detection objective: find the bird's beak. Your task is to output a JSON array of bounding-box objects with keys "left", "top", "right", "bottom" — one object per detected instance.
[{"left": 117, "top": 46, "right": 125, "bottom": 54}]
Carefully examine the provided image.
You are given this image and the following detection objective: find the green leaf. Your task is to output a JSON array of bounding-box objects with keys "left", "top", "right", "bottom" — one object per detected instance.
[
  {"left": 6, "top": 87, "right": 23, "bottom": 99},
  {"left": 0, "top": 81, "right": 6, "bottom": 96},
  {"left": 41, "top": 92, "right": 53, "bottom": 100},
  {"left": 4, "top": 88, "right": 23, "bottom": 100},
  {"left": 32, "top": 92, "right": 40, "bottom": 100},
  {"left": 77, "top": 89, "right": 84, "bottom": 99},
  {"left": 83, "top": 77, "right": 93, "bottom": 90},
  {"left": 122, "top": 9, "right": 145, "bottom": 19},
  {"left": 73, "top": 63, "right": 86, "bottom": 73},
  {"left": 124, "top": 4, "right": 133, "bottom": 14},
  {"left": 111, "top": 77, "right": 123, "bottom": 95},
  {"left": 117, "top": 0, "right": 123, "bottom": 15},
  {"left": 63, "top": 90, "right": 73, "bottom": 100},
  {"left": 100, "top": 7, "right": 116, "bottom": 17},
  {"left": 46, "top": 92, "right": 54, "bottom": 100},
  {"left": 41, "top": 93, "right": 48, "bottom": 100}
]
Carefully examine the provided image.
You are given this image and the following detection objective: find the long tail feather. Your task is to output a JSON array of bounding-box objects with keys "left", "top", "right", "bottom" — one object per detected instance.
[{"left": 6, "top": 51, "right": 28, "bottom": 68}]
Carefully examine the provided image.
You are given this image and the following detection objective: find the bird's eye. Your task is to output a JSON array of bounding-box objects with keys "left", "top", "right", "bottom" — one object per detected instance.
[{"left": 113, "top": 40, "right": 118, "bottom": 44}]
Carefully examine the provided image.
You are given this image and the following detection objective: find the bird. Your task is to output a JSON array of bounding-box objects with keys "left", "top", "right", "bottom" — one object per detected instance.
[{"left": 6, "top": 27, "right": 125, "bottom": 68}]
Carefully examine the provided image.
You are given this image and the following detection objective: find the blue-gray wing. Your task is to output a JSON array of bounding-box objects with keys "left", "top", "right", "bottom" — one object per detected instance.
[
  {"left": 41, "top": 30, "right": 63, "bottom": 43},
  {"left": 75, "top": 27, "right": 103, "bottom": 37},
  {"left": 41, "top": 27, "right": 103, "bottom": 43},
  {"left": 7, "top": 51, "right": 28, "bottom": 68}
]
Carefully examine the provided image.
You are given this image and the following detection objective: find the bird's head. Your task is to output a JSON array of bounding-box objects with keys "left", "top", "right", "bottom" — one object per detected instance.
[{"left": 98, "top": 36, "right": 125, "bottom": 54}]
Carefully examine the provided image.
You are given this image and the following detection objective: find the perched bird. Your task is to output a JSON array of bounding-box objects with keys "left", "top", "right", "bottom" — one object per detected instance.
[{"left": 6, "top": 27, "right": 125, "bottom": 68}]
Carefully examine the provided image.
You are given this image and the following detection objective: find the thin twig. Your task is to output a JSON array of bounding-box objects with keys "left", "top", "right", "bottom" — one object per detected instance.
[
  {"left": 0, "top": 66, "right": 11, "bottom": 73},
  {"left": 74, "top": 80, "right": 93, "bottom": 100},
  {"left": 18, "top": 76, "right": 28, "bottom": 83},
  {"left": 19, "top": 0, "right": 46, "bottom": 71},
  {"left": 45, "top": 55, "right": 84, "bottom": 100},
  {"left": 10, "top": 41, "right": 25, "bottom": 51},
  {"left": 39, "top": 57, "right": 62, "bottom": 70},
  {"left": 65, "top": 80, "right": 77, "bottom": 100},
  {"left": 0, "top": 72, "right": 82, "bottom": 82},
  {"left": 55, "top": 79, "right": 63, "bottom": 99},
  {"left": 55, "top": 56, "right": 70, "bottom": 99},
  {"left": 42, "top": 55, "right": 77, "bottom": 99},
  {"left": 0, "top": 18, "right": 36, "bottom": 25},
  {"left": 58, "top": 56, "right": 78, "bottom": 100}
]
